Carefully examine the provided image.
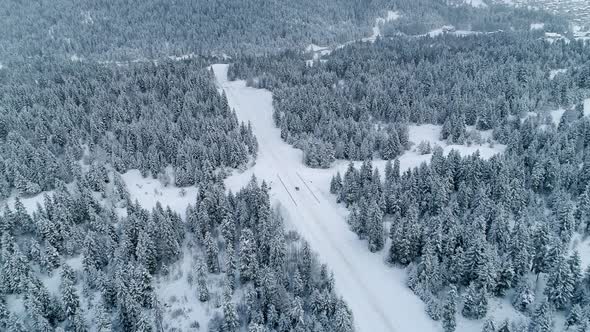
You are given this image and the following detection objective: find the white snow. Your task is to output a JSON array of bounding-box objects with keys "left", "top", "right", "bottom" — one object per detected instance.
[
  {"left": 212, "top": 63, "right": 506, "bottom": 332},
  {"left": 156, "top": 244, "right": 216, "bottom": 332},
  {"left": 317, "top": 49, "right": 331, "bottom": 57},
  {"left": 304, "top": 44, "right": 333, "bottom": 65},
  {"left": 571, "top": 234, "right": 590, "bottom": 271},
  {"left": 464, "top": 0, "right": 488, "bottom": 8},
  {"left": 427, "top": 27, "right": 448, "bottom": 38},
  {"left": 530, "top": 23, "right": 545, "bottom": 31},
  {"left": 425, "top": 26, "right": 462, "bottom": 38},
  {"left": 362, "top": 10, "right": 401, "bottom": 43},
  {"left": 419, "top": 27, "right": 504, "bottom": 39},
  {"left": 585, "top": 98, "right": 590, "bottom": 117},
  {"left": 38, "top": 255, "right": 83, "bottom": 291},
  {"left": 332, "top": 11, "right": 402, "bottom": 51},
  {"left": 70, "top": 54, "right": 83, "bottom": 62},
  {"left": 81, "top": 11, "right": 94, "bottom": 25},
  {"left": 408, "top": 124, "right": 505, "bottom": 159},
  {"left": 457, "top": 297, "right": 526, "bottom": 331},
  {"left": 573, "top": 26, "right": 590, "bottom": 42},
  {"left": 544, "top": 32, "right": 570, "bottom": 44},
  {"left": 0, "top": 62, "right": 4, "bottom": 70},
  {"left": 545, "top": 32, "right": 563, "bottom": 38},
  {"left": 305, "top": 44, "right": 329, "bottom": 53},
  {"left": 549, "top": 108, "right": 566, "bottom": 125},
  {"left": 5, "top": 295, "right": 25, "bottom": 316},
  {"left": 305, "top": 59, "right": 328, "bottom": 67},
  {"left": 1, "top": 190, "right": 54, "bottom": 215},
  {"left": 549, "top": 68, "right": 567, "bottom": 80},
  {"left": 121, "top": 169, "right": 199, "bottom": 218},
  {"left": 41, "top": 270, "right": 62, "bottom": 295},
  {"left": 168, "top": 53, "right": 197, "bottom": 61},
  {"left": 384, "top": 10, "right": 401, "bottom": 22},
  {"left": 453, "top": 29, "right": 481, "bottom": 36}
]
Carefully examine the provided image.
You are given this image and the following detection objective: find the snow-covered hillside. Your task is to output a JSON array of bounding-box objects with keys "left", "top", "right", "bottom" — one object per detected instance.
[
  {"left": 500, "top": 0, "right": 590, "bottom": 26},
  {"left": 464, "top": 0, "right": 488, "bottom": 8},
  {"left": 306, "top": 10, "right": 400, "bottom": 61},
  {"left": 366, "top": 10, "right": 401, "bottom": 42}
]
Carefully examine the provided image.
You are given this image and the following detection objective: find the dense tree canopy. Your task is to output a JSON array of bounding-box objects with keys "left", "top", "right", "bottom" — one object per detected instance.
[
  {"left": 330, "top": 96, "right": 590, "bottom": 329},
  {"left": 230, "top": 31, "right": 590, "bottom": 167},
  {"left": 0, "top": 59, "right": 257, "bottom": 198}
]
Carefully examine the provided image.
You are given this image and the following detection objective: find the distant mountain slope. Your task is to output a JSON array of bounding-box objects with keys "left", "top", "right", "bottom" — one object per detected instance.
[
  {"left": 0, "top": 0, "right": 384, "bottom": 62},
  {"left": 0, "top": 0, "right": 572, "bottom": 64},
  {"left": 382, "top": 0, "right": 568, "bottom": 35},
  {"left": 492, "top": 0, "right": 590, "bottom": 27},
  {"left": 447, "top": 0, "right": 489, "bottom": 8}
]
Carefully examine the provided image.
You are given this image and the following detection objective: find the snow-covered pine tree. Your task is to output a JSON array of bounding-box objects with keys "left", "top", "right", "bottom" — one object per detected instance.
[
  {"left": 366, "top": 199, "right": 384, "bottom": 252},
  {"left": 196, "top": 259, "right": 210, "bottom": 302},
  {"left": 462, "top": 282, "right": 488, "bottom": 319},
  {"left": 330, "top": 172, "right": 343, "bottom": 195},
  {"left": 512, "top": 277, "right": 535, "bottom": 312},
  {"left": 544, "top": 254, "right": 574, "bottom": 310},
  {"left": 481, "top": 319, "right": 495, "bottom": 332},
  {"left": 528, "top": 300, "right": 554, "bottom": 332},
  {"left": 442, "top": 285, "right": 457, "bottom": 332},
  {"left": 205, "top": 232, "right": 220, "bottom": 274},
  {"left": 239, "top": 228, "right": 258, "bottom": 283}
]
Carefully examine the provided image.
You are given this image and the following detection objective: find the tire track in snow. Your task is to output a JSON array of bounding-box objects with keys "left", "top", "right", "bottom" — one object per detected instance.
[
  {"left": 277, "top": 174, "right": 297, "bottom": 207},
  {"left": 296, "top": 172, "right": 320, "bottom": 204}
]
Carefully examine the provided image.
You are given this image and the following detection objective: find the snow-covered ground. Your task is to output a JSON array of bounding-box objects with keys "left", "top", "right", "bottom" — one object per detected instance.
[
  {"left": 70, "top": 54, "right": 83, "bottom": 62},
  {"left": 361, "top": 10, "right": 400, "bottom": 43},
  {"left": 364, "top": 10, "right": 401, "bottom": 42},
  {"left": 573, "top": 26, "right": 590, "bottom": 42},
  {"left": 549, "top": 108, "right": 566, "bottom": 125},
  {"left": 212, "top": 63, "right": 507, "bottom": 332},
  {"left": 409, "top": 124, "right": 503, "bottom": 157},
  {"left": 304, "top": 44, "right": 333, "bottom": 66},
  {"left": 505, "top": 0, "right": 590, "bottom": 27},
  {"left": 530, "top": 23, "right": 545, "bottom": 31},
  {"left": 1, "top": 167, "right": 199, "bottom": 218},
  {"left": 426, "top": 25, "right": 458, "bottom": 37},
  {"left": 305, "top": 59, "right": 328, "bottom": 67},
  {"left": 421, "top": 26, "right": 503, "bottom": 38},
  {"left": 572, "top": 234, "right": 590, "bottom": 271},
  {"left": 549, "top": 68, "right": 567, "bottom": 80},
  {"left": 309, "top": 10, "right": 400, "bottom": 57},
  {"left": 121, "top": 169, "right": 199, "bottom": 219},
  {"left": 464, "top": 0, "right": 488, "bottom": 8},
  {"left": 305, "top": 44, "right": 330, "bottom": 53},
  {"left": 544, "top": 32, "right": 570, "bottom": 44},
  {"left": 155, "top": 243, "right": 221, "bottom": 332},
  {"left": 1, "top": 190, "right": 52, "bottom": 215}
]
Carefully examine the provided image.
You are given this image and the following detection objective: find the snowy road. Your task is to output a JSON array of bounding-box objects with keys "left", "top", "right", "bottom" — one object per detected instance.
[{"left": 212, "top": 64, "right": 439, "bottom": 332}]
